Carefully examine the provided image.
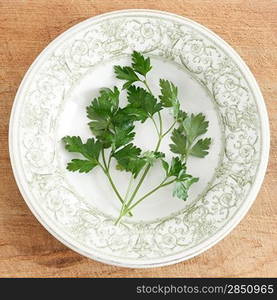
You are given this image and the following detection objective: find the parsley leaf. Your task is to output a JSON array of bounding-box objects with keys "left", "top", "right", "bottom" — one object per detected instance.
[
  {"left": 189, "top": 137, "right": 211, "bottom": 158},
  {"left": 169, "top": 129, "right": 188, "bottom": 156},
  {"left": 62, "top": 136, "right": 101, "bottom": 160},
  {"left": 159, "top": 79, "right": 178, "bottom": 107},
  {"left": 126, "top": 85, "right": 162, "bottom": 122},
  {"left": 170, "top": 113, "right": 211, "bottom": 158},
  {"left": 168, "top": 157, "right": 186, "bottom": 177},
  {"left": 182, "top": 113, "right": 209, "bottom": 143},
  {"left": 63, "top": 136, "right": 84, "bottom": 153},
  {"left": 162, "top": 156, "right": 185, "bottom": 177},
  {"left": 162, "top": 157, "right": 198, "bottom": 201},
  {"left": 176, "top": 109, "right": 187, "bottom": 123},
  {"left": 161, "top": 159, "right": 169, "bottom": 174},
  {"left": 114, "top": 66, "right": 140, "bottom": 89},
  {"left": 86, "top": 86, "right": 136, "bottom": 149},
  {"left": 131, "top": 51, "right": 152, "bottom": 76},
  {"left": 114, "top": 51, "right": 153, "bottom": 89},
  {"left": 112, "top": 143, "right": 146, "bottom": 178},
  {"left": 104, "top": 122, "right": 135, "bottom": 151},
  {"left": 120, "top": 106, "right": 148, "bottom": 123},
  {"left": 143, "top": 151, "right": 165, "bottom": 166},
  {"left": 87, "top": 86, "right": 119, "bottom": 118},
  {"left": 173, "top": 174, "right": 199, "bottom": 201},
  {"left": 99, "top": 87, "right": 120, "bottom": 109},
  {"left": 67, "top": 159, "right": 98, "bottom": 173},
  {"left": 62, "top": 136, "right": 102, "bottom": 173},
  {"left": 111, "top": 107, "right": 136, "bottom": 125},
  {"left": 86, "top": 86, "right": 119, "bottom": 137}
]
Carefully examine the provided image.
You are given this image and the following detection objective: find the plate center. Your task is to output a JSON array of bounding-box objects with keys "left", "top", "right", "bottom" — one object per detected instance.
[{"left": 57, "top": 55, "right": 223, "bottom": 222}]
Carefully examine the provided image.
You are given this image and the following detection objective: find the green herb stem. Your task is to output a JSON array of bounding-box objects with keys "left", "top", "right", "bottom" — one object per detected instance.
[
  {"left": 115, "top": 177, "right": 175, "bottom": 224},
  {"left": 101, "top": 148, "right": 108, "bottom": 170},
  {"left": 150, "top": 116, "right": 160, "bottom": 136},
  {"left": 143, "top": 78, "right": 163, "bottom": 138},
  {"left": 162, "top": 121, "right": 177, "bottom": 138},
  {"left": 158, "top": 111, "right": 163, "bottom": 135},
  {"left": 107, "top": 151, "right": 112, "bottom": 169},
  {"left": 122, "top": 175, "right": 134, "bottom": 211},
  {"left": 101, "top": 149, "right": 133, "bottom": 216},
  {"left": 127, "top": 178, "right": 175, "bottom": 212},
  {"left": 142, "top": 79, "right": 152, "bottom": 94},
  {"left": 142, "top": 78, "right": 164, "bottom": 137},
  {"left": 122, "top": 78, "right": 164, "bottom": 211},
  {"left": 124, "top": 163, "right": 151, "bottom": 208}
]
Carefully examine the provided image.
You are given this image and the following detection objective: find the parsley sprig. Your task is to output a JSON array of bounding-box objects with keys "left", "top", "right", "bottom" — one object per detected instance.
[{"left": 63, "top": 51, "right": 211, "bottom": 224}]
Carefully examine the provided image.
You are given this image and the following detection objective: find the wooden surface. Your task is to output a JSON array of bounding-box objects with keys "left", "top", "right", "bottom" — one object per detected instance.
[{"left": 0, "top": 0, "right": 276, "bottom": 278}]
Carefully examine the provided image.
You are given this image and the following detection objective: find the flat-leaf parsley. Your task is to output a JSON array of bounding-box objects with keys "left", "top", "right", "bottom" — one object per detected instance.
[{"left": 63, "top": 51, "right": 211, "bottom": 224}]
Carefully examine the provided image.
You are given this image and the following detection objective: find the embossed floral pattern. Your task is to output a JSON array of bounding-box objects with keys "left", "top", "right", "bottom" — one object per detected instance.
[{"left": 16, "top": 13, "right": 261, "bottom": 263}]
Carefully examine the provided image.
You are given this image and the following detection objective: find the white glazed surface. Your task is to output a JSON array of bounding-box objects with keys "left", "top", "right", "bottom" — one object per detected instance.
[{"left": 9, "top": 9, "right": 269, "bottom": 268}]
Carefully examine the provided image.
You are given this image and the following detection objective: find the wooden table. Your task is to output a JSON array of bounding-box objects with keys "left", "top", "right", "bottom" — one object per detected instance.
[{"left": 0, "top": 0, "right": 276, "bottom": 278}]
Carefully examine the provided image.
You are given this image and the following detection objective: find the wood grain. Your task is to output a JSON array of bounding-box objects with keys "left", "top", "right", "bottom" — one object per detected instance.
[{"left": 0, "top": 0, "right": 276, "bottom": 278}]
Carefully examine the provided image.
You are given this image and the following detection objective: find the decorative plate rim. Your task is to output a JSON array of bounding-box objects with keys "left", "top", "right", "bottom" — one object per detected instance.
[{"left": 9, "top": 9, "right": 270, "bottom": 268}]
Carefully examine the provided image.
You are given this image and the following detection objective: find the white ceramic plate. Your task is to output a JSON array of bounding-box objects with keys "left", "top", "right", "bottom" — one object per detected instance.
[{"left": 9, "top": 9, "right": 269, "bottom": 268}]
